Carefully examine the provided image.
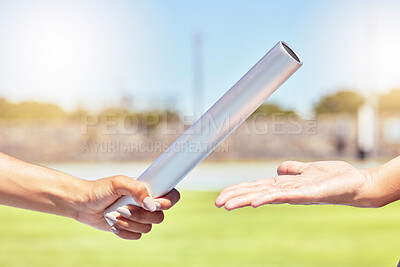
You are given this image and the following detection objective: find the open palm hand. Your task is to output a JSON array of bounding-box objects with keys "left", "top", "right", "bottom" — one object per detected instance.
[{"left": 215, "top": 161, "right": 376, "bottom": 210}]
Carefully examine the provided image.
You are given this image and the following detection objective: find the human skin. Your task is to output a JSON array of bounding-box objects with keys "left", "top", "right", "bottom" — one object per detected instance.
[
  {"left": 215, "top": 157, "right": 400, "bottom": 210},
  {"left": 0, "top": 152, "right": 180, "bottom": 240}
]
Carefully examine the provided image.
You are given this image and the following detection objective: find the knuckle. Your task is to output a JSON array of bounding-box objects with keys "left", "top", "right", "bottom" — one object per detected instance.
[
  {"left": 135, "top": 182, "right": 147, "bottom": 192},
  {"left": 133, "top": 210, "right": 144, "bottom": 221},
  {"left": 163, "top": 203, "right": 172, "bottom": 210},
  {"left": 114, "top": 174, "right": 127, "bottom": 180},
  {"left": 116, "top": 220, "right": 129, "bottom": 229},
  {"left": 111, "top": 175, "right": 127, "bottom": 186}
]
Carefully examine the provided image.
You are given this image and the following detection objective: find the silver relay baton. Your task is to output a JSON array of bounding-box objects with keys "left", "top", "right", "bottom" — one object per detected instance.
[{"left": 104, "top": 41, "right": 302, "bottom": 225}]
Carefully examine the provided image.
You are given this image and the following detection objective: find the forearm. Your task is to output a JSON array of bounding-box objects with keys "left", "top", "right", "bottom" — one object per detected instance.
[
  {"left": 366, "top": 156, "right": 400, "bottom": 207},
  {"left": 0, "top": 153, "right": 89, "bottom": 219}
]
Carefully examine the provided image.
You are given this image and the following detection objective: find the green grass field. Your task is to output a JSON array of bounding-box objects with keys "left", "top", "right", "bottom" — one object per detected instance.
[{"left": 0, "top": 191, "right": 399, "bottom": 267}]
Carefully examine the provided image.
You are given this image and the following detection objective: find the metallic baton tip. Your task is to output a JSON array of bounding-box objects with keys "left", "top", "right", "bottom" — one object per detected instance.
[{"left": 280, "top": 41, "right": 302, "bottom": 65}]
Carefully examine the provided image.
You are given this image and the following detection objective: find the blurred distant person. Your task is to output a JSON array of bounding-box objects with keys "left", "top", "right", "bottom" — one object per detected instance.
[
  {"left": 216, "top": 157, "right": 400, "bottom": 210},
  {"left": 0, "top": 153, "right": 180, "bottom": 240}
]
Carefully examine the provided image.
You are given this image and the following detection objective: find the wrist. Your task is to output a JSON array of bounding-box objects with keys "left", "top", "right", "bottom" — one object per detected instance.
[
  {"left": 366, "top": 163, "right": 400, "bottom": 207},
  {"left": 50, "top": 174, "right": 91, "bottom": 220},
  {"left": 351, "top": 168, "right": 378, "bottom": 208},
  {"left": 355, "top": 164, "right": 399, "bottom": 208}
]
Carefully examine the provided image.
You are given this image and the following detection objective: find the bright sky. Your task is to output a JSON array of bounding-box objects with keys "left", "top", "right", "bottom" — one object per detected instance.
[{"left": 0, "top": 0, "right": 400, "bottom": 116}]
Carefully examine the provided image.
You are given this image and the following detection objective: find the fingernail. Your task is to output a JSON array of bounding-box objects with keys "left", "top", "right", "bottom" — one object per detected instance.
[
  {"left": 111, "top": 226, "right": 119, "bottom": 234},
  {"left": 143, "top": 197, "right": 156, "bottom": 212},
  {"left": 105, "top": 213, "right": 118, "bottom": 224},
  {"left": 117, "top": 207, "right": 131, "bottom": 217},
  {"left": 155, "top": 202, "right": 161, "bottom": 210}
]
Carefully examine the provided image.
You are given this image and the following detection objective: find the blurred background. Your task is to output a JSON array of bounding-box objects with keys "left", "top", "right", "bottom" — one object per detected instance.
[{"left": 0, "top": 0, "right": 399, "bottom": 266}]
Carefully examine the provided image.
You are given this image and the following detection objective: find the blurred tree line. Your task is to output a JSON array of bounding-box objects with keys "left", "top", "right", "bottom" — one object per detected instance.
[
  {"left": 314, "top": 91, "right": 364, "bottom": 114},
  {"left": 252, "top": 103, "right": 296, "bottom": 118},
  {"left": 314, "top": 88, "right": 400, "bottom": 114},
  {"left": 0, "top": 98, "right": 66, "bottom": 121},
  {"left": 0, "top": 98, "right": 180, "bottom": 126},
  {"left": 1, "top": 88, "right": 400, "bottom": 123},
  {"left": 0, "top": 97, "right": 298, "bottom": 123}
]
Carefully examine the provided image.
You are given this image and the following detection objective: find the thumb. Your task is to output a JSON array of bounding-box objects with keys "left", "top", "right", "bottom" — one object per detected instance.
[
  {"left": 110, "top": 175, "right": 157, "bottom": 212},
  {"left": 277, "top": 161, "right": 309, "bottom": 176}
]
